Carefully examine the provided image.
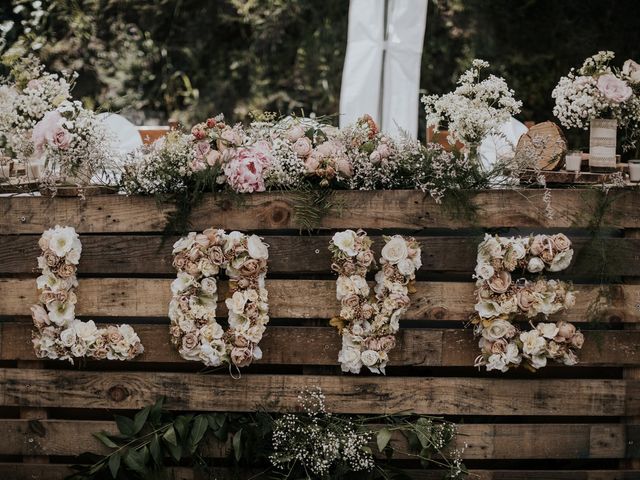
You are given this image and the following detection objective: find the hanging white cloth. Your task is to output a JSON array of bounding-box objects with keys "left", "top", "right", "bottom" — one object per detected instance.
[{"left": 339, "top": 0, "right": 428, "bottom": 138}]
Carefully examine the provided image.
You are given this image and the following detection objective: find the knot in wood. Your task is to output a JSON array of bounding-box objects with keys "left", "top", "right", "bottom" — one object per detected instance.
[
  {"left": 269, "top": 205, "right": 290, "bottom": 226},
  {"left": 107, "top": 384, "right": 129, "bottom": 402},
  {"left": 428, "top": 306, "right": 448, "bottom": 320}
]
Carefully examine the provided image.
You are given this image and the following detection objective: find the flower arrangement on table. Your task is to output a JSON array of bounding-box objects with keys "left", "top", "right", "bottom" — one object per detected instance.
[
  {"left": 329, "top": 229, "right": 421, "bottom": 374},
  {"left": 471, "top": 233, "right": 582, "bottom": 372},
  {"left": 31, "top": 225, "right": 144, "bottom": 362},
  {"left": 421, "top": 59, "right": 522, "bottom": 160},
  {"left": 169, "top": 228, "right": 269, "bottom": 370},
  {"left": 552, "top": 51, "right": 640, "bottom": 154}
]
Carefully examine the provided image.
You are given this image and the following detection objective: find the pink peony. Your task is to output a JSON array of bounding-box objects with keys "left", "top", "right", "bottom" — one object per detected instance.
[
  {"left": 224, "top": 147, "right": 270, "bottom": 193},
  {"left": 292, "top": 137, "right": 313, "bottom": 157},
  {"left": 597, "top": 74, "right": 632, "bottom": 103}
]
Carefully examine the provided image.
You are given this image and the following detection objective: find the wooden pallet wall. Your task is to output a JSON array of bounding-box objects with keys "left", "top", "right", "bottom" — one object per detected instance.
[{"left": 0, "top": 189, "right": 639, "bottom": 479}]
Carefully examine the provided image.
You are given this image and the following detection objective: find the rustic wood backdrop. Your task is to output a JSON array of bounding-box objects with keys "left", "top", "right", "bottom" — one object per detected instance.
[{"left": 0, "top": 190, "right": 639, "bottom": 479}]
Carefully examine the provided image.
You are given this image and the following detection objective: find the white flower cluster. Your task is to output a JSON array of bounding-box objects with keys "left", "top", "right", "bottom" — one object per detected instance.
[
  {"left": 0, "top": 56, "right": 75, "bottom": 162},
  {"left": 330, "top": 229, "right": 421, "bottom": 374},
  {"left": 31, "top": 226, "right": 144, "bottom": 363},
  {"left": 270, "top": 388, "right": 375, "bottom": 476},
  {"left": 169, "top": 228, "right": 269, "bottom": 369},
  {"left": 421, "top": 59, "right": 522, "bottom": 146},
  {"left": 472, "top": 234, "right": 582, "bottom": 372},
  {"left": 552, "top": 51, "right": 640, "bottom": 135}
]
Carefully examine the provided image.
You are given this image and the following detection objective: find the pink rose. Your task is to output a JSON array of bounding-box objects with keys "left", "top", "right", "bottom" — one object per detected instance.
[
  {"left": 32, "top": 111, "right": 64, "bottom": 154},
  {"left": 189, "top": 159, "right": 207, "bottom": 172},
  {"left": 292, "top": 137, "right": 313, "bottom": 157},
  {"left": 369, "top": 150, "right": 381, "bottom": 165},
  {"left": 224, "top": 147, "right": 269, "bottom": 193},
  {"left": 335, "top": 157, "right": 353, "bottom": 177},
  {"left": 51, "top": 127, "right": 72, "bottom": 150},
  {"left": 218, "top": 128, "right": 242, "bottom": 151},
  {"left": 191, "top": 125, "right": 206, "bottom": 140},
  {"left": 377, "top": 143, "right": 392, "bottom": 159},
  {"left": 286, "top": 125, "right": 305, "bottom": 142},
  {"left": 230, "top": 346, "right": 253, "bottom": 367},
  {"left": 304, "top": 154, "right": 320, "bottom": 173},
  {"left": 206, "top": 149, "right": 220, "bottom": 166},
  {"left": 194, "top": 141, "right": 211, "bottom": 160},
  {"left": 597, "top": 74, "right": 632, "bottom": 103}
]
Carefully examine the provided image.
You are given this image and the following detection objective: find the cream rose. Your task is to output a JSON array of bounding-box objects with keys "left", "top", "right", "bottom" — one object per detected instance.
[
  {"left": 381, "top": 236, "right": 408, "bottom": 264},
  {"left": 332, "top": 230, "right": 358, "bottom": 256},
  {"left": 527, "top": 257, "right": 545, "bottom": 273},
  {"left": 482, "top": 319, "right": 515, "bottom": 341},
  {"left": 247, "top": 235, "right": 269, "bottom": 260}
]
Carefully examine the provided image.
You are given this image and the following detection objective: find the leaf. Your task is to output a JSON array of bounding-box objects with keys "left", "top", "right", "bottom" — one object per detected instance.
[
  {"left": 173, "top": 414, "right": 193, "bottom": 441},
  {"left": 114, "top": 415, "right": 136, "bottom": 437},
  {"left": 162, "top": 425, "right": 177, "bottom": 446},
  {"left": 150, "top": 434, "right": 162, "bottom": 465},
  {"left": 165, "top": 441, "right": 182, "bottom": 462},
  {"left": 149, "top": 397, "right": 165, "bottom": 425},
  {"left": 189, "top": 415, "right": 208, "bottom": 451},
  {"left": 108, "top": 453, "right": 121, "bottom": 478},
  {"left": 93, "top": 431, "right": 119, "bottom": 449},
  {"left": 124, "top": 448, "right": 146, "bottom": 474},
  {"left": 376, "top": 428, "right": 392, "bottom": 452},
  {"left": 232, "top": 429, "right": 242, "bottom": 462},
  {"left": 132, "top": 406, "right": 150, "bottom": 435}
]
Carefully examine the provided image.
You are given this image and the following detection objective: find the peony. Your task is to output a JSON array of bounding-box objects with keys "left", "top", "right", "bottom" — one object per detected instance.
[
  {"left": 171, "top": 272, "right": 195, "bottom": 294},
  {"left": 338, "top": 345, "right": 362, "bottom": 373},
  {"left": 224, "top": 147, "right": 270, "bottom": 193},
  {"left": 332, "top": 230, "right": 359, "bottom": 256},
  {"left": 292, "top": 137, "right": 313, "bottom": 157},
  {"left": 226, "top": 291, "right": 248, "bottom": 315},
  {"left": 530, "top": 354, "right": 548, "bottom": 369},
  {"left": 381, "top": 236, "right": 408, "bottom": 264},
  {"left": 597, "top": 74, "right": 632, "bottom": 103},
  {"left": 247, "top": 235, "right": 269, "bottom": 260},
  {"left": 397, "top": 258, "right": 416, "bottom": 276},
  {"left": 549, "top": 250, "right": 573, "bottom": 272},
  {"left": 622, "top": 59, "right": 640, "bottom": 84},
  {"left": 527, "top": 257, "right": 545, "bottom": 273},
  {"left": 520, "top": 330, "right": 546, "bottom": 356},
  {"left": 486, "top": 353, "right": 508, "bottom": 372}
]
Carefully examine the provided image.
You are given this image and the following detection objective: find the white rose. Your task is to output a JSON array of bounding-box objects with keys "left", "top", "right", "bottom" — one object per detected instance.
[
  {"left": 338, "top": 344, "right": 362, "bottom": 374},
  {"left": 172, "top": 232, "right": 196, "bottom": 254},
  {"left": 59, "top": 327, "right": 77, "bottom": 347},
  {"left": 247, "top": 234, "right": 269, "bottom": 260},
  {"left": 475, "top": 262, "right": 495, "bottom": 280},
  {"left": 381, "top": 236, "right": 408, "bottom": 264},
  {"left": 350, "top": 275, "right": 369, "bottom": 296},
  {"left": 201, "top": 322, "right": 225, "bottom": 341},
  {"left": 536, "top": 322, "right": 559, "bottom": 339},
  {"left": 527, "top": 257, "right": 545, "bottom": 273},
  {"left": 332, "top": 230, "right": 358, "bottom": 256},
  {"left": 171, "top": 272, "right": 195, "bottom": 294},
  {"left": 486, "top": 353, "right": 508, "bottom": 372},
  {"left": 224, "top": 231, "right": 244, "bottom": 252},
  {"left": 511, "top": 242, "right": 527, "bottom": 260},
  {"left": 623, "top": 59, "right": 640, "bottom": 84},
  {"left": 397, "top": 258, "right": 416, "bottom": 276},
  {"left": 530, "top": 354, "right": 548, "bottom": 369},
  {"left": 66, "top": 247, "right": 81, "bottom": 265},
  {"left": 225, "top": 291, "right": 247, "bottom": 315},
  {"left": 73, "top": 319, "right": 99, "bottom": 344},
  {"left": 360, "top": 349, "right": 380, "bottom": 367},
  {"left": 49, "top": 226, "right": 79, "bottom": 257},
  {"left": 200, "top": 277, "right": 218, "bottom": 296},
  {"left": 503, "top": 342, "right": 522, "bottom": 365},
  {"left": 336, "top": 276, "right": 356, "bottom": 299},
  {"left": 549, "top": 250, "right": 573, "bottom": 272},
  {"left": 481, "top": 319, "right": 514, "bottom": 341},
  {"left": 118, "top": 324, "right": 140, "bottom": 346}
]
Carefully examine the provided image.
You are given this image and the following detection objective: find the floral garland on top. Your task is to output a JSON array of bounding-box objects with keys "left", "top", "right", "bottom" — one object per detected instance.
[
  {"left": 329, "top": 229, "right": 422, "bottom": 374},
  {"left": 169, "top": 229, "right": 269, "bottom": 369},
  {"left": 471, "top": 233, "right": 582, "bottom": 372},
  {"left": 31, "top": 225, "right": 144, "bottom": 362}
]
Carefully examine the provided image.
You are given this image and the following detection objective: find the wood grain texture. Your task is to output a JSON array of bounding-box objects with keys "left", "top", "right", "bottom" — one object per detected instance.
[
  {"left": 0, "top": 419, "right": 631, "bottom": 460},
  {"left": 1, "top": 234, "right": 638, "bottom": 277},
  {"left": 0, "top": 465, "right": 637, "bottom": 480},
  {"left": 2, "top": 323, "right": 638, "bottom": 367},
  {"left": 1, "top": 277, "right": 637, "bottom": 323},
  {"left": 0, "top": 369, "right": 630, "bottom": 416},
  {"left": 2, "top": 189, "right": 640, "bottom": 233}
]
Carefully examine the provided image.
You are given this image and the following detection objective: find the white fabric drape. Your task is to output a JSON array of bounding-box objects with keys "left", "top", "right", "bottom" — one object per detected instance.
[{"left": 339, "top": 0, "right": 428, "bottom": 138}]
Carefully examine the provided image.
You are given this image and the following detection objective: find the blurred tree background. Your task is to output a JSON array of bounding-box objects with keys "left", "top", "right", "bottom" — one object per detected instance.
[{"left": 2, "top": 0, "right": 640, "bottom": 144}]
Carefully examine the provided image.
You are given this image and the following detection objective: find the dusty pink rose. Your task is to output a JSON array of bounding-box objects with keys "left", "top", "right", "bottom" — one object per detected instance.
[
  {"left": 488, "top": 271, "right": 512, "bottom": 294},
  {"left": 32, "top": 111, "right": 64, "bottom": 153},
  {"left": 182, "top": 332, "right": 199, "bottom": 350},
  {"left": 377, "top": 143, "right": 392, "bottom": 159},
  {"left": 224, "top": 147, "right": 269, "bottom": 193},
  {"left": 217, "top": 128, "right": 242, "bottom": 150},
  {"left": 516, "top": 288, "right": 536, "bottom": 311},
  {"left": 292, "top": 137, "right": 313, "bottom": 157},
  {"left": 556, "top": 321, "right": 576, "bottom": 340},
  {"left": 194, "top": 141, "right": 211, "bottom": 160},
  {"left": 191, "top": 125, "right": 206, "bottom": 140},
  {"left": 490, "top": 338, "right": 508, "bottom": 354},
  {"left": 31, "top": 304, "right": 50, "bottom": 328},
  {"left": 51, "top": 127, "right": 72, "bottom": 150},
  {"left": 335, "top": 157, "right": 353, "bottom": 177},
  {"left": 597, "top": 74, "right": 632, "bottom": 103},
  {"left": 529, "top": 235, "right": 549, "bottom": 256},
  {"left": 230, "top": 346, "right": 253, "bottom": 367},
  {"left": 360, "top": 303, "right": 374, "bottom": 319},
  {"left": 206, "top": 149, "right": 221, "bottom": 166},
  {"left": 378, "top": 335, "right": 396, "bottom": 352},
  {"left": 304, "top": 154, "right": 320, "bottom": 173},
  {"left": 189, "top": 159, "right": 207, "bottom": 172},
  {"left": 369, "top": 150, "right": 382, "bottom": 165},
  {"left": 551, "top": 233, "right": 571, "bottom": 252},
  {"left": 286, "top": 125, "right": 305, "bottom": 142},
  {"left": 570, "top": 331, "right": 584, "bottom": 349}
]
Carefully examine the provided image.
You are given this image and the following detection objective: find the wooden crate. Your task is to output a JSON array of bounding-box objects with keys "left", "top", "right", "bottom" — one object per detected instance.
[{"left": 0, "top": 189, "right": 639, "bottom": 479}]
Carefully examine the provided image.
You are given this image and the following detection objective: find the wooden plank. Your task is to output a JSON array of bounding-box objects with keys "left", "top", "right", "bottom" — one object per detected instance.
[
  {"left": 0, "top": 419, "right": 631, "bottom": 460},
  {"left": 2, "top": 323, "right": 638, "bottom": 367},
  {"left": 0, "top": 369, "right": 629, "bottom": 415},
  {"left": 1, "top": 234, "right": 638, "bottom": 277},
  {"left": 0, "top": 465, "right": 637, "bottom": 480},
  {"left": 16, "top": 360, "right": 49, "bottom": 465},
  {"left": 1, "top": 278, "right": 637, "bottom": 323},
  {"left": 1, "top": 190, "right": 639, "bottom": 234}
]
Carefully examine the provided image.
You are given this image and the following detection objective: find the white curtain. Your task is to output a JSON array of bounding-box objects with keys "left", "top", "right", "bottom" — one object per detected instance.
[{"left": 339, "top": 0, "right": 428, "bottom": 138}]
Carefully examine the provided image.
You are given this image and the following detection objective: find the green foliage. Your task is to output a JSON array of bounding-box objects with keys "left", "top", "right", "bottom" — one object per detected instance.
[{"left": 66, "top": 396, "right": 466, "bottom": 480}]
